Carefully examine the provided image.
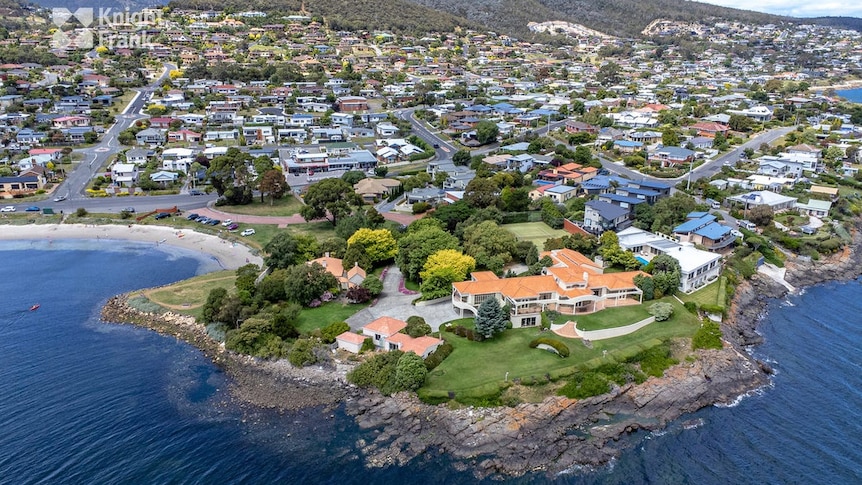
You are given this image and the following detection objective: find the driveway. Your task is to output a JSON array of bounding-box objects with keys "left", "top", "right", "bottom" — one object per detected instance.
[{"left": 345, "top": 265, "right": 458, "bottom": 331}]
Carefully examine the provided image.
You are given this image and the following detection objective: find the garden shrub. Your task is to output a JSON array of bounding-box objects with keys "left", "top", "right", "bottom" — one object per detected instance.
[
  {"left": 360, "top": 337, "right": 375, "bottom": 353},
  {"left": 558, "top": 371, "right": 610, "bottom": 399},
  {"left": 683, "top": 301, "right": 698, "bottom": 314},
  {"left": 412, "top": 202, "right": 432, "bottom": 214},
  {"left": 630, "top": 343, "right": 678, "bottom": 377},
  {"left": 692, "top": 320, "right": 723, "bottom": 350},
  {"left": 699, "top": 304, "right": 725, "bottom": 316},
  {"left": 347, "top": 350, "right": 404, "bottom": 395},
  {"left": 648, "top": 302, "right": 674, "bottom": 321},
  {"left": 424, "top": 342, "right": 454, "bottom": 370},
  {"left": 321, "top": 321, "right": 350, "bottom": 344},
  {"left": 287, "top": 337, "right": 319, "bottom": 367},
  {"left": 405, "top": 316, "right": 432, "bottom": 337},
  {"left": 529, "top": 337, "right": 570, "bottom": 357}
]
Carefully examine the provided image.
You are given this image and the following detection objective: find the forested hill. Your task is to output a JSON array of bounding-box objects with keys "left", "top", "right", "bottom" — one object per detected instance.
[
  {"left": 407, "top": 0, "right": 787, "bottom": 38},
  {"left": 167, "top": 0, "right": 478, "bottom": 34}
]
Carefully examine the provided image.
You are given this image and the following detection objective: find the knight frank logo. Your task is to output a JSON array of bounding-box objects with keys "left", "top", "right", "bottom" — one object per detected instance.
[
  {"left": 51, "top": 8, "right": 95, "bottom": 49},
  {"left": 51, "top": 8, "right": 162, "bottom": 50}
]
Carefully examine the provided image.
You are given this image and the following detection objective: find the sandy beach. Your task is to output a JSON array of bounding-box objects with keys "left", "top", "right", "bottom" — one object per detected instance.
[{"left": 0, "top": 223, "right": 262, "bottom": 270}]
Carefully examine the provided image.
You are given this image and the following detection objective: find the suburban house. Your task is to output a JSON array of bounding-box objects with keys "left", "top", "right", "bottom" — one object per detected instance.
[
  {"left": 727, "top": 191, "right": 798, "bottom": 212},
  {"left": 0, "top": 174, "right": 45, "bottom": 195},
  {"left": 353, "top": 178, "right": 401, "bottom": 202},
  {"left": 336, "top": 96, "right": 368, "bottom": 112},
  {"left": 795, "top": 199, "right": 832, "bottom": 217},
  {"left": 336, "top": 316, "right": 444, "bottom": 358},
  {"left": 544, "top": 184, "right": 578, "bottom": 204},
  {"left": 689, "top": 121, "right": 730, "bottom": 138},
  {"left": 111, "top": 163, "right": 139, "bottom": 187},
  {"left": 672, "top": 212, "right": 736, "bottom": 251},
  {"left": 308, "top": 254, "right": 366, "bottom": 290},
  {"left": 649, "top": 145, "right": 696, "bottom": 167},
  {"left": 136, "top": 128, "right": 166, "bottom": 146},
  {"left": 616, "top": 227, "right": 722, "bottom": 293},
  {"left": 584, "top": 200, "right": 632, "bottom": 234},
  {"left": 452, "top": 248, "right": 645, "bottom": 328},
  {"left": 168, "top": 129, "right": 203, "bottom": 143}
]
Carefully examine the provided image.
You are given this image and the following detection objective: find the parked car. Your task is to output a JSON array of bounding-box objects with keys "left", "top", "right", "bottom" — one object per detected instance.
[
  {"left": 194, "top": 216, "right": 209, "bottom": 223},
  {"left": 24, "top": 206, "right": 40, "bottom": 212},
  {"left": 227, "top": 223, "right": 239, "bottom": 231},
  {"left": 221, "top": 219, "right": 233, "bottom": 226},
  {"left": 154, "top": 212, "right": 171, "bottom": 220},
  {"left": 186, "top": 213, "right": 199, "bottom": 220},
  {"left": 122, "top": 207, "right": 135, "bottom": 213},
  {"left": 0, "top": 206, "right": 15, "bottom": 212},
  {"left": 240, "top": 228, "right": 256, "bottom": 236},
  {"left": 206, "top": 219, "right": 220, "bottom": 225},
  {"left": 189, "top": 189, "right": 204, "bottom": 196}
]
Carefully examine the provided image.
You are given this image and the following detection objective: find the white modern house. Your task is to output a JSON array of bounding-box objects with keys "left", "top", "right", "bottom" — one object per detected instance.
[{"left": 616, "top": 227, "right": 722, "bottom": 293}]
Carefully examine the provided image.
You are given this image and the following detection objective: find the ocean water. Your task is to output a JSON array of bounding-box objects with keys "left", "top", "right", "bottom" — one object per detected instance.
[
  {"left": 2, "top": 240, "right": 862, "bottom": 484},
  {"left": 836, "top": 87, "right": 862, "bottom": 103}
]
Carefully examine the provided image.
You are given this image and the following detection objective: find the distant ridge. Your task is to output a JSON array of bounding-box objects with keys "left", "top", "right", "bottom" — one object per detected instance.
[{"left": 20, "top": 0, "right": 862, "bottom": 36}]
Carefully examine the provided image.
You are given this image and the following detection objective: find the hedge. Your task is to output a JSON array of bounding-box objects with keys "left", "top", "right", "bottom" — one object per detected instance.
[
  {"left": 424, "top": 342, "right": 454, "bottom": 370},
  {"left": 528, "top": 337, "right": 570, "bottom": 357}
]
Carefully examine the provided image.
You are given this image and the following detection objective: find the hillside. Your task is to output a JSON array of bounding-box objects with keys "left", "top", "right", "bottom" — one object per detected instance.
[{"left": 407, "top": 0, "right": 788, "bottom": 38}]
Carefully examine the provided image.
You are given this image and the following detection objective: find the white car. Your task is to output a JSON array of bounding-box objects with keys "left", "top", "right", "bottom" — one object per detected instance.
[
  {"left": 240, "top": 228, "right": 256, "bottom": 236},
  {"left": 53, "top": 195, "right": 67, "bottom": 202},
  {"left": 221, "top": 219, "right": 233, "bottom": 227},
  {"left": 0, "top": 206, "right": 15, "bottom": 212}
]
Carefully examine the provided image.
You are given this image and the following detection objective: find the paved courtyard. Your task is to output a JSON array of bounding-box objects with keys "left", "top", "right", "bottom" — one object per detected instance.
[{"left": 345, "top": 265, "right": 461, "bottom": 331}]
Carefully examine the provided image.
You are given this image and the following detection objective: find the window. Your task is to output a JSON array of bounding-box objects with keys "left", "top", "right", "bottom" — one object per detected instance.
[
  {"left": 473, "top": 294, "right": 494, "bottom": 305},
  {"left": 521, "top": 317, "right": 537, "bottom": 327}
]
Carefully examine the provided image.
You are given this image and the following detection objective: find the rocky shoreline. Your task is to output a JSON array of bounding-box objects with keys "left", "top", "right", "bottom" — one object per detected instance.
[{"left": 99, "top": 219, "right": 862, "bottom": 479}]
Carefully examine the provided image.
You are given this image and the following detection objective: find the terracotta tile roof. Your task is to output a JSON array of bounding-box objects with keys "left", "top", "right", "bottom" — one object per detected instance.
[
  {"left": 470, "top": 271, "right": 499, "bottom": 281},
  {"left": 364, "top": 316, "right": 406, "bottom": 336},
  {"left": 401, "top": 335, "right": 443, "bottom": 356},
  {"left": 386, "top": 333, "right": 412, "bottom": 345},
  {"left": 336, "top": 331, "right": 366, "bottom": 344}
]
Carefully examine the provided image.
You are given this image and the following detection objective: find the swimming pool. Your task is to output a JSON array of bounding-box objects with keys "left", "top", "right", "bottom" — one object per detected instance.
[{"left": 636, "top": 256, "right": 649, "bottom": 266}]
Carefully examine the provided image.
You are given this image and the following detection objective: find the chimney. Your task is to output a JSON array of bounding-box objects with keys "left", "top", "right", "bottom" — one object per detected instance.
[{"left": 583, "top": 271, "right": 589, "bottom": 285}]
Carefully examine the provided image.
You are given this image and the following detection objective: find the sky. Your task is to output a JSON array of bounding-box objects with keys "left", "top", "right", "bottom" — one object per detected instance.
[{"left": 696, "top": 0, "right": 862, "bottom": 19}]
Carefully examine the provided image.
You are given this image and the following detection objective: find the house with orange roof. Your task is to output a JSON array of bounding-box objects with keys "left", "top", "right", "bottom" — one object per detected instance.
[
  {"left": 308, "top": 254, "right": 366, "bottom": 290},
  {"left": 342, "top": 316, "right": 443, "bottom": 358},
  {"left": 452, "top": 248, "right": 644, "bottom": 328}
]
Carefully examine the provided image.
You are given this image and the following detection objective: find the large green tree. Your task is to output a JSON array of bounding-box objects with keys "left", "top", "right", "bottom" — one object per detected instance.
[
  {"left": 396, "top": 225, "right": 460, "bottom": 282},
  {"left": 394, "top": 351, "right": 428, "bottom": 391},
  {"left": 283, "top": 262, "right": 339, "bottom": 306},
  {"left": 475, "top": 120, "right": 500, "bottom": 145},
  {"left": 463, "top": 177, "right": 499, "bottom": 209},
  {"left": 651, "top": 193, "right": 696, "bottom": 234},
  {"left": 301, "top": 178, "right": 363, "bottom": 226},
  {"left": 264, "top": 232, "right": 319, "bottom": 269},
  {"left": 207, "top": 147, "right": 253, "bottom": 205},
  {"left": 347, "top": 228, "right": 398, "bottom": 264},
  {"left": 463, "top": 220, "right": 518, "bottom": 273},
  {"left": 474, "top": 298, "right": 508, "bottom": 339},
  {"left": 645, "top": 254, "right": 681, "bottom": 296},
  {"left": 258, "top": 169, "right": 288, "bottom": 204}
]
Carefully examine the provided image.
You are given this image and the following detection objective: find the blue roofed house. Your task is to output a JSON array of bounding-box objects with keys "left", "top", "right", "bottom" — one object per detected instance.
[
  {"left": 584, "top": 200, "right": 632, "bottom": 234},
  {"left": 613, "top": 139, "right": 643, "bottom": 153},
  {"left": 673, "top": 212, "right": 736, "bottom": 251},
  {"left": 544, "top": 184, "right": 578, "bottom": 204}
]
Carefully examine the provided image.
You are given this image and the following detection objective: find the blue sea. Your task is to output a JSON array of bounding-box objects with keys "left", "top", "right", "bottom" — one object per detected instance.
[
  {"left": 836, "top": 87, "right": 862, "bottom": 103},
  {"left": 2, "top": 240, "right": 862, "bottom": 484}
]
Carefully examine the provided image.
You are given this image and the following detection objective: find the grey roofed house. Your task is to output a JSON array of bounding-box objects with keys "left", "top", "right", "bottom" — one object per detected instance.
[
  {"left": 584, "top": 200, "right": 632, "bottom": 234},
  {"left": 406, "top": 187, "right": 444, "bottom": 204}
]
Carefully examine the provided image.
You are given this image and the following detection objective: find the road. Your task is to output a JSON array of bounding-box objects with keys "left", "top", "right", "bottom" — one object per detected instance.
[{"left": 598, "top": 125, "right": 797, "bottom": 183}]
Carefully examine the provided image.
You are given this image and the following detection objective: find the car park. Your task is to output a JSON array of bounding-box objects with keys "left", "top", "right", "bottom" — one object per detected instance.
[
  {"left": 25, "top": 206, "right": 40, "bottom": 212},
  {"left": 240, "top": 228, "right": 256, "bottom": 236},
  {"left": 227, "top": 223, "right": 239, "bottom": 231},
  {"left": 154, "top": 212, "right": 171, "bottom": 220},
  {"left": 0, "top": 206, "right": 15, "bottom": 212}
]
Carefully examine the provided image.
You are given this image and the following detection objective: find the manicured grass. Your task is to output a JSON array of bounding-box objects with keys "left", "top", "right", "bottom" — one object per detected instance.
[
  {"left": 574, "top": 303, "right": 652, "bottom": 331},
  {"left": 423, "top": 298, "right": 700, "bottom": 399},
  {"left": 294, "top": 300, "right": 369, "bottom": 334},
  {"left": 217, "top": 196, "right": 303, "bottom": 216},
  {"left": 679, "top": 278, "right": 727, "bottom": 309},
  {"left": 504, "top": 222, "right": 569, "bottom": 248},
  {"left": 145, "top": 270, "right": 236, "bottom": 320}
]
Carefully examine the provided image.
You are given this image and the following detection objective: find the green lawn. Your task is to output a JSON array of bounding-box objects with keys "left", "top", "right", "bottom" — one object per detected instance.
[
  {"left": 574, "top": 303, "right": 652, "bottom": 331},
  {"left": 504, "top": 221, "right": 569, "bottom": 248},
  {"left": 294, "top": 300, "right": 369, "bottom": 334},
  {"left": 679, "top": 278, "right": 727, "bottom": 309},
  {"left": 217, "top": 196, "right": 303, "bottom": 216},
  {"left": 422, "top": 297, "right": 700, "bottom": 399},
  {"left": 145, "top": 270, "right": 236, "bottom": 320}
]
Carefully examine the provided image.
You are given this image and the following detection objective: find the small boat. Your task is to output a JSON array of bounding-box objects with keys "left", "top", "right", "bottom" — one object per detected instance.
[{"left": 29, "top": 304, "right": 40, "bottom": 311}]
